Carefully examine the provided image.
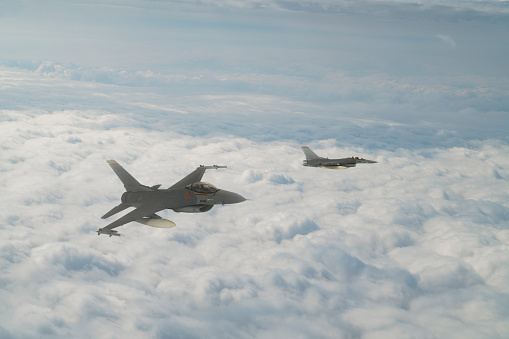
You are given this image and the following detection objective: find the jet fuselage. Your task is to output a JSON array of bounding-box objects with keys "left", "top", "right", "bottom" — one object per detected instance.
[
  {"left": 120, "top": 186, "right": 244, "bottom": 211},
  {"left": 303, "top": 157, "right": 375, "bottom": 169}
]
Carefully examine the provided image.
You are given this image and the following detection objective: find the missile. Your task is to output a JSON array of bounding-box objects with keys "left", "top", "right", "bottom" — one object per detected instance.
[{"left": 97, "top": 228, "right": 124, "bottom": 237}]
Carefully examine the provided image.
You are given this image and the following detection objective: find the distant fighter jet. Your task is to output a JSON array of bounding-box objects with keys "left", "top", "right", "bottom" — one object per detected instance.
[
  {"left": 301, "top": 146, "right": 377, "bottom": 169},
  {"left": 98, "top": 160, "right": 245, "bottom": 237}
]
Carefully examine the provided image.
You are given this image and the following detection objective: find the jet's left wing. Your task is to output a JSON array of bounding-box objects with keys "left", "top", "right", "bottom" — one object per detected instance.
[
  {"left": 167, "top": 165, "right": 226, "bottom": 189},
  {"left": 106, "top": 160, "right": 155, "bottom": 192},
  {"left": 99, "top": 204, "right": 167, "bottom": 233}
]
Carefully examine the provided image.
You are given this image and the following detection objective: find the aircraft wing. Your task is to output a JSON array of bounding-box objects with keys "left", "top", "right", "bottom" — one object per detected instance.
[
  {"left": 167, "top": 165, "right": 226, "bottom": 189},
  {"left": 107, "top": 160, "right": 153, "bottom": 192},
  {"left": 100, "top": 204, "right": 167, "bottom": 231}
]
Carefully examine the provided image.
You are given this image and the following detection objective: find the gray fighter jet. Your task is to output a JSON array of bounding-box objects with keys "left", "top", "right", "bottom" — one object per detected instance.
[
  {"left": 301, "top": 146, "right": 377, "bottom": 169},
  {"left": 98, "top": 160, "right": 245, "bottom": 237}
]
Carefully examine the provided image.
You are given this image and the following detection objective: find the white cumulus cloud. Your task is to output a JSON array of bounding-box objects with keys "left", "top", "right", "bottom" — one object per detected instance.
[{"left": 0, "top": 104, "right": 508, "bottom": 338}]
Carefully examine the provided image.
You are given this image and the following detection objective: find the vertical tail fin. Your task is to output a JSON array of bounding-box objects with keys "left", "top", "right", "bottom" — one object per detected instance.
[{"left": 301, "top": 146, "right": 320, "bottom": 160}]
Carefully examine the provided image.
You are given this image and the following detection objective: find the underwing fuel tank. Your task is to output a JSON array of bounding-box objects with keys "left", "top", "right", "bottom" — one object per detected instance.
[{"left": 135, "top": 218, "right": 176, "bottom": 228}]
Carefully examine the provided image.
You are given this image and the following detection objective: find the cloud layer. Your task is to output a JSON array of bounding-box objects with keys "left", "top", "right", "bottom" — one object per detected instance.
[
  {"left": 2, "top": 64, "right": 508, "bottom": 150},
  {"left": 1, "top": 103, "right": 508, "bottom": 337}
]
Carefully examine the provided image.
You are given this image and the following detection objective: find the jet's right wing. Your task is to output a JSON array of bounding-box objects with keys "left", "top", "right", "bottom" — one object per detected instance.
[
  {"left": 101, "top": 203, "right": 130, "bottom": 219},
  {"left": 168, "top": 165, "right": 226, "bottom": 189},
  {"left": 99, "top": 203, "right": 167, "bottom": 232}
]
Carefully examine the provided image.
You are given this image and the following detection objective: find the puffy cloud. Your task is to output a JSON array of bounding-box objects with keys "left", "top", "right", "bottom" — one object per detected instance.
[{"left": 0, "top": 102, "right": 508, "bottom": 337}]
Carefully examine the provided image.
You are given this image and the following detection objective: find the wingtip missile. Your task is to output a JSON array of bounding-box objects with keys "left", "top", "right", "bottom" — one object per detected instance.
[
  {"left": 97, "top": 228, "right": 124, "bottom": 237},
  {"left": 200, "top": 165, "right": 227, "bottom": 169}
]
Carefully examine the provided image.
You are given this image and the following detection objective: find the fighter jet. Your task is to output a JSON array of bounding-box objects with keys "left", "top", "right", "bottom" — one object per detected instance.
[
  {"left": 301, "top": 146, "right": 377, "bottom": 169},
  {"left": 98, "top": 160, "right": 246, "bottom": 237}
]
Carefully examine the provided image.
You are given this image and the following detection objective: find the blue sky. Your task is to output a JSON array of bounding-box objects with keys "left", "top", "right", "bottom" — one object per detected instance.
[
  {"left": 2, "top": 0, "right": 508, "bottom": 145},
  {"left": 1, "top": 1, "right": 509, "bottom": 338}
]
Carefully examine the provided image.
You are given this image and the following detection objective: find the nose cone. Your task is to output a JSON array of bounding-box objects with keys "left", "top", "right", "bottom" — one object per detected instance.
[
  {"left": 357, "top": 158, "right": 377, "bottom": 164},
  {"left": 214, "top": 190, "right": 246, "bottom": 205}
]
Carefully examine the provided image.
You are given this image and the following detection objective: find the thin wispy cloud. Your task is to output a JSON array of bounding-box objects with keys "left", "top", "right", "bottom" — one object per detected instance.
[{"left": 437, "top": 34, "right": 456, "bottom": 49}]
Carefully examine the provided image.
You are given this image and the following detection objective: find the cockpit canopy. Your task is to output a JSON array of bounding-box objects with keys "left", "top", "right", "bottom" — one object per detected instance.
[{"left": 185, "top": 182, "right": 218, "bottom": 194}]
